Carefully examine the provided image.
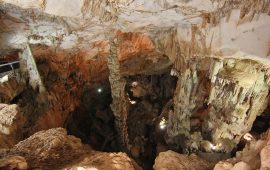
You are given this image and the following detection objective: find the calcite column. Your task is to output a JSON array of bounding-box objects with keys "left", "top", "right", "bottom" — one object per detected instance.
[
  {"left": 19, "top": 45, "right": 46, "bottom": 93},
  {"left": 107, "top": 37, "right": 131, "bottom": 152}
]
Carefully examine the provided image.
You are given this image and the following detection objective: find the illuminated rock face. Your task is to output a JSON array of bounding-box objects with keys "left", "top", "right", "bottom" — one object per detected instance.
[
  {"left": 167, "top": 57, "right": 270, "bottom": 152},
  {"left": 0, "top": 0, "right": 270, "bottom": 164},
  {"left": 0, "top": 104, "right": 25, "bottom": 148}
]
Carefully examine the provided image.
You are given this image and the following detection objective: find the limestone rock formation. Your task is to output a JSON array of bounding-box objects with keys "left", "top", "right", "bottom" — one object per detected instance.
[
  {"left": 65, "top": 152, "right": 142, "bottom": 170},
  {"left": 0, "top": 74, "right": 25, "bottom": 103},
  {"left": 0, "top": 104, "right": 25, "bottom": 148},
  {"left": 167, "top": 57, "right": 270, "bottom": 153},
  {"left": 0, "top": 156, "right": 28, "bottom": 170},
  {"left": 214, "top": 129, "right": 270, "bottom": 170},
  {"left": 1, "top": 128, "right": 87, "bottom": 169},
  {"left": 0, "top": 128, "right": 142, "bottom": 170},
  {"left": 153, "top": 150, "right": 212, "bottom": 170}
]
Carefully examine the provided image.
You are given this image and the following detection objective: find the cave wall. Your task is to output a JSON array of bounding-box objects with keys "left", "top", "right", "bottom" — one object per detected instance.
[{"left": 168, "top": 57, "right": 270, "bottom": 152}]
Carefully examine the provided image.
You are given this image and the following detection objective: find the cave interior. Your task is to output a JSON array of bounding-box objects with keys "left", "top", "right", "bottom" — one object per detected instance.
[{"left": 1, "top": 1, "right": 270, "bottom": 170}]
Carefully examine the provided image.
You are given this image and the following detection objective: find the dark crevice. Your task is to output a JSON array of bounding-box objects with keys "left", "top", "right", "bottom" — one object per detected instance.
[{"left": 65, "top": 82, "right": 120, "bottom": 152}]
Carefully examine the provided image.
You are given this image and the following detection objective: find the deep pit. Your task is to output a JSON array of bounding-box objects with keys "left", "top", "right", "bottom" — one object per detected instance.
[{"left": 64, "top": 73, "right": 178, "bottom": 169}]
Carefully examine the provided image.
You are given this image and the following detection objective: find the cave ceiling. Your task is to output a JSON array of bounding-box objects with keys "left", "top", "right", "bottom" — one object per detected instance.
[{"left": 0, "top": 0, "right": 269, "bottom": 63}]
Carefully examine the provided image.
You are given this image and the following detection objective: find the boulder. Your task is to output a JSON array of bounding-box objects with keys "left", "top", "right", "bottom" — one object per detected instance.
[
  {"left": 231, "top": 162, "right": 251, "bottom": 170},
  {"left": 153, "top": 150, "right": 211, "bottom": 170},
  {"left": 214, "top": 161, "right": 234, "bottom": 170},
  {"left": 6, "top": 128, "right": 87, "bottom": 170},
  {"left": 260, "top": 145, "right": 270, "bottom": 169},
  {"left": 0, "top": 104, "right": 25, "bottom": 148},
  {"left": 0, "top": 156, "right": 28, "bottom": 170},
  {"left": 65, "top": 152, "right": 142, "bottom": 170}
]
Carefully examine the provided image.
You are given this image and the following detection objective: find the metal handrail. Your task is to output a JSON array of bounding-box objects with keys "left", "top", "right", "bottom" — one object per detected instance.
[{"left": 0, "top": 61, "right": 19, "bottom": 68}]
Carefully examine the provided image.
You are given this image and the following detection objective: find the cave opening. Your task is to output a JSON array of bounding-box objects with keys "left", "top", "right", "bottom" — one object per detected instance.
[
  {"left": 65, "top": 81, "right": 120, "bottom": 152},
  {"left": 251, "top": 114, "right": 270, "bottom": 134},
  {"left": 125, "top": 73, "right": 177, "bottom": 169}
]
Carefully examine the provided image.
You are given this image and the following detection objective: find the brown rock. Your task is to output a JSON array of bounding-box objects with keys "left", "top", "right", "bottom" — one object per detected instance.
[
  {"left": 0, "top": 77, "right": 24, "bottom": 103},
  {"left": 214, "top": 129, "right": 270, "bottom": 170},
  {"left": 0, "top": 128, "right": 142, "bottom": 170},
  {"left": 0, "top": 156, "right": 28, "bottom": 170},
  {"left": 65, "top": 152, "right": 142, "bottom": 170},
  {"left": 153, "top": 150, "right": 211, "bottom": 170},
  {"left": 214, "top": 161, "right": 234, "bottom": 170},
  {"left": 260, "top": 145, "right": 270, "bottom": 169},
  {"left": 7, "top": 128, "right": 88, "bottom": 170},
  {"left": 232, "top": 162, "right": 251, "bottom": 170},
  {"left": 0, "top": 104, "right": 25, "bottom": 148}
]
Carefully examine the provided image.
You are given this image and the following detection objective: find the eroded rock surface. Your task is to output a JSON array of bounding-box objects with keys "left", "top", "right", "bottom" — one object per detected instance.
[
  {"left": 153, "top": 150, "right": 212, "bottom": 170},
  {"left": 0, "top": 156, "right": 28, "bottom": 170},
  {"left": 0, "top": 74, "right": 25, "bottom": 103},
  {"left": 1, "top": 128, "right": 87, "bottom": 169},
  {"left": 0, "top": 104, "right": 25, "bottom": 148},
  {"left": 64, "top": 152, "right": 142, "bottom": 170},
  {"left": 168, "top": 57, "right": 270, "bottom": 153},
  {"left": 0, "top": 128, "right": 142, "bottom": 170}
]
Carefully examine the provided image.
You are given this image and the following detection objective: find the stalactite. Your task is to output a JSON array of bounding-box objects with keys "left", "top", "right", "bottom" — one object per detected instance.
[
  {"left": 207, "top": 59, "right": 269, "bottom": 152},
  {"left": 167, "top": 57, "right": 270, "bottom": 153}
]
